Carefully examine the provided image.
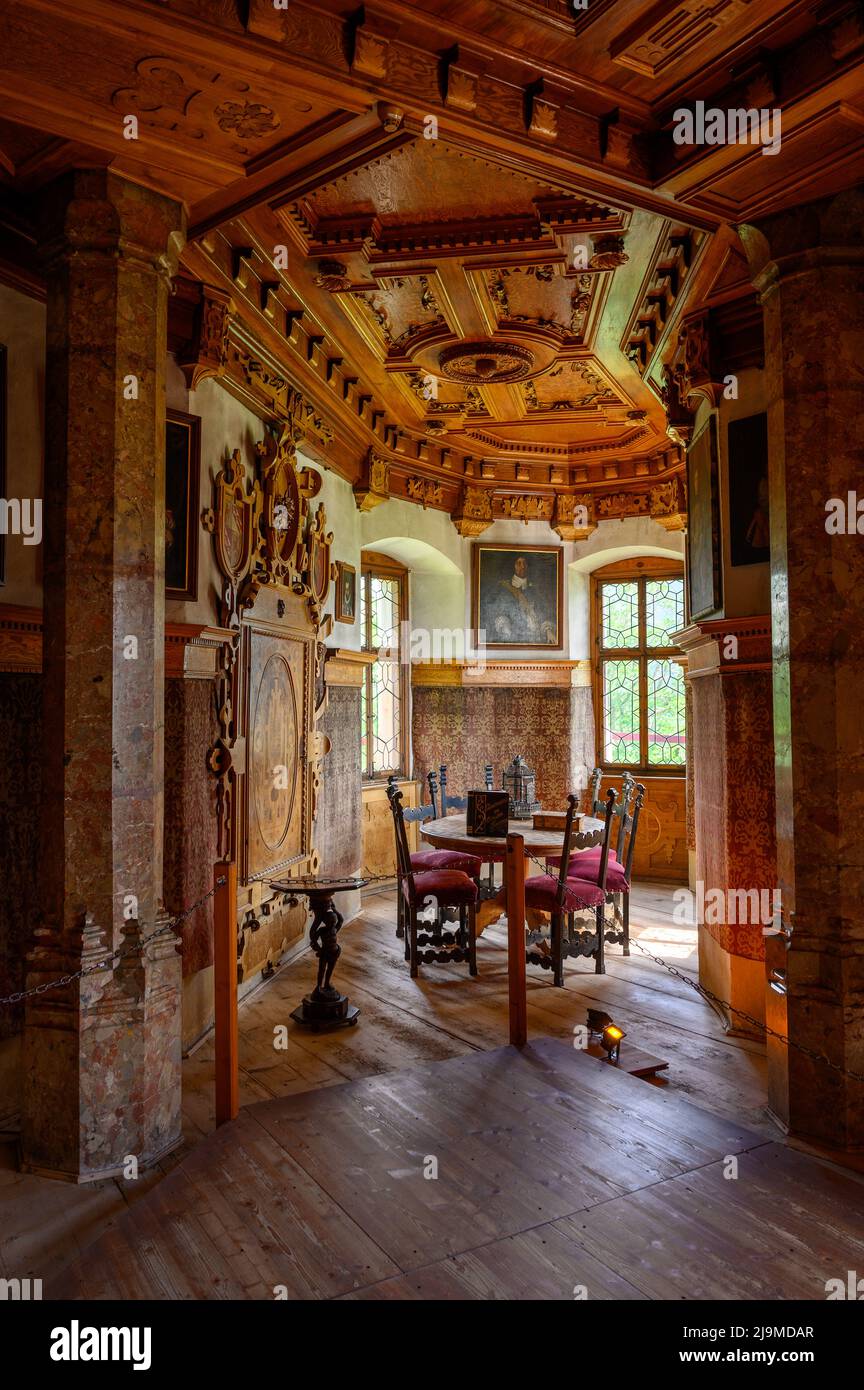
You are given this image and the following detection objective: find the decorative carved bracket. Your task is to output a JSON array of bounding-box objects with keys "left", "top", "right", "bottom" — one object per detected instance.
[
  {"left": 553, "top": 493, "right": 597, "bottom": 542},
  {"left": 451, "top": 483, "right": 493, "bottom": 536},
  {"left": 649, "top": 475, "right": 687, "bottom": 532},
  {"left": 353, "top": 450, "right": 391, "bottom": 511},
  {"left": 179, "top": 285, "right": 233, "bottom": 390}
]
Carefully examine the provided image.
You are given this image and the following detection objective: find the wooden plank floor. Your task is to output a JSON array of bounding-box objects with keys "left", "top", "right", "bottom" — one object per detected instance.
[
  {"left": 1, "top": 882, "right": 774, "bottom": 1290},
  {"left": 49, "top": 1037, "right": 864, "bottom": 1301}
]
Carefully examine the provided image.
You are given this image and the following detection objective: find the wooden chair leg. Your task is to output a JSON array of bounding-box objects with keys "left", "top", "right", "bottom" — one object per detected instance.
[
  {"left": 409, "top": 906, "right": 419, "bottom": 978},
  {"left": 552, "top": 911, "right": 564, "bottom": 987},
  {"left": 396, "top": 879, "right": 405, "bottom": 939},
  {"left": 594, "top": 904, "right": 606, "bottom": 975},
  {"left": 468, "top": 900, "right": 478, "bottom": 976},
  {"left": 623, "top": 891, "right": 630, "bottom": 956}
]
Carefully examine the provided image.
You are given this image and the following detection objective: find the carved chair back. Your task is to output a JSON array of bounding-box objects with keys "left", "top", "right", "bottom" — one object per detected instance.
[
  {"left": 386, "top": 772, "right": 436, "bottom": 825},
  {"left": 554, "top": 789, "right": 616, "bottom": 914},
  {"left": 588, "top": 766, "right": 636, "bottom": 859},
  {"left": 386, "top": 784, "right": 417, "bottom": 899},
  {"left": 622, "top": 783, "right": 646, "bottom": 883}
]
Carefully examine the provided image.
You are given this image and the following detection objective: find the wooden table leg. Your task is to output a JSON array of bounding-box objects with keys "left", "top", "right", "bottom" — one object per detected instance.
[
  {"left": 505, "top": 832, "right": 527, "bottom": 1048},
  {"left": 214, "top": 861, "right": 238, "bottom": 1127}
]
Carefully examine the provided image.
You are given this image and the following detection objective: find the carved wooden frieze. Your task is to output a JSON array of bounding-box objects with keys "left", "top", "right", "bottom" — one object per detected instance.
[{"left": 406, "top": 476, "right": 444, "bottom": 508}]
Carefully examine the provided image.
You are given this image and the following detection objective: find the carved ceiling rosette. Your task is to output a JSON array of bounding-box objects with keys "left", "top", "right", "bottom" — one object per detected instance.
[{"left": 439, "top": 340, "right": 535, "bottom": 384}]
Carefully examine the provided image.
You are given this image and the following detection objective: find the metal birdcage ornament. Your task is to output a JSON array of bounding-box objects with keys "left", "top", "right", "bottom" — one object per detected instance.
[{"left": 502, "top": 755, "right": 540, "bottom": 820}]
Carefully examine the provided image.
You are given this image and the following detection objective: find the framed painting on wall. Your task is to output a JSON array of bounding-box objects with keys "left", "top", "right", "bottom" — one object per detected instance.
[
  {"left": 728, "top": 411, "right": 770, "bottom": 566},
  {"left": 165, "top": 408, "right": 201, "bottom": 601},
  {"left": 472, "top": 542, "right": 563, "bottom": 650},
  {"left": 335, "top": 561, "right": 356, "bottom": 623},
  {"left": 686, "top": 413, "right": 722, "bottom": 621}
]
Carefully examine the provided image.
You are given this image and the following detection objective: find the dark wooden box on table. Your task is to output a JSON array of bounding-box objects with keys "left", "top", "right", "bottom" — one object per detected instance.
[{"left": 467, "top": 790, "right": 509, "bottom": 837}]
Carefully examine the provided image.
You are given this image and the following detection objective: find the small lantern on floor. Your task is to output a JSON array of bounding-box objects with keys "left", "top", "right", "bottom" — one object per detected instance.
[
  {"left": 502, "top": 754, "right": 540, "bottom": 820},
  {"left": 601, "top": 1023, "right": 626, "bottom": 1064}
]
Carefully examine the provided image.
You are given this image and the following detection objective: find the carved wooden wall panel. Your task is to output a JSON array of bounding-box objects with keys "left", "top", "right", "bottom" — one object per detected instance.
[{"left": 241, "top": 620, "right": 313, "bottom": 884}]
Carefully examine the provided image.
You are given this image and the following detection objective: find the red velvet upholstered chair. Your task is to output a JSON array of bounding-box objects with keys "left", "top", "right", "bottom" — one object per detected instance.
[
  {"left": 387, "top": 784, "right": 479, "bottom": 978},
  {"left": 548, "top": 782, "right": 645, "bottom": 957},
  {"left": 387, "top": 773, "right": 482, "bottom": 941},
  {"left": 521, "top": 789, "right": 617, "bottom": 985}
]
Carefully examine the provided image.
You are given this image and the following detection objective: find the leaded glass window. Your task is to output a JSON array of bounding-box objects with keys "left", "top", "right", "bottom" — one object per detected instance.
[
  {"left": 595, "top": 567, "right": 685, "bottom": 771},
  {"left": 361, "top": 561, "right": 408, "bottom": 778}
]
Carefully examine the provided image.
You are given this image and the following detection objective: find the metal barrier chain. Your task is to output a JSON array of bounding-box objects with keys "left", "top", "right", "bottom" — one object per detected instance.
[
  {"left": 513, "top": 850, "right": 864, "bottom": 1086},
  {"left": 0, "top": 869, "right": 402, "bottom": 1007},
  {"left": 0, "top": 878, "right": 227, "bottom": 1007},
  {"left": 627, "top": 935, "right": 864, "bottom": 1086}
]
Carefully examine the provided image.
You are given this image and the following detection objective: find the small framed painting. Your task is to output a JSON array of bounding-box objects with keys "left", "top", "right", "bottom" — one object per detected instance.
[
  {"left": 165, "top": 409, "right": 201, "bottom": 601},
  {"left": 472, "top": 542, "right": 563, "bottom": 649},
  {"left": 686, "top": 413, "right": 722, "bottom": 620},
  {"left": 728, "top": 412, "right": 769, "bottom": 567},
  {"left": 335, "top": 561, "right": 357, "bottom": 623}
]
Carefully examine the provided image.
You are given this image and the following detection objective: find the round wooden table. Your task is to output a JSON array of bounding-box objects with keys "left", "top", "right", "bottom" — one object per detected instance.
[
  {"left": 420, "top": 813, "right": 602, "bottom": 864},
  {"left": 420, "top": 813, "right": 604, "bottom": 1046}
]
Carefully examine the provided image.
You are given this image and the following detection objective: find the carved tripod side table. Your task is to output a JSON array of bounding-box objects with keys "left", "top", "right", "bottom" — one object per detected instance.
[{"left": 270, "top": 876, "right": 360, "bottom": 1031}]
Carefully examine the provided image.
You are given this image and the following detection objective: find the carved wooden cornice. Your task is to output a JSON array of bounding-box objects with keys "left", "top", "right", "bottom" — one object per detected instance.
[
  {"left": 324, "top": 647, "right": 378, "bottom": 688},
  {"left": 412, "top": 659, "right": 592, "bottom": 689},
  {"left": 675, "top": 616, "right": 772, "bottom": 676},
  {"left": 0, "top": 607, "right": 235, "bottom": 678},
  {"left": 0, "top": 604, "right": 42, "bottom": 672},
  {"left": 165, "top": 623, "right": 236, "bottom": 679}
]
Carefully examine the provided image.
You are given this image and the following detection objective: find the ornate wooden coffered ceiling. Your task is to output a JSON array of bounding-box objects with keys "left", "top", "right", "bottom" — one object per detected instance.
[{"left": 0, "top": 0, "right": 861, "bottom": 534}]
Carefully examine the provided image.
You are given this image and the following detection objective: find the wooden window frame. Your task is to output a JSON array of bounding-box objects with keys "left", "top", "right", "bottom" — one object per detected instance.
[
  {"left": 360, "top": 549, "right": 410, "bottom": 783},
  {"left": 590, "top": 556, "right": 686, "bottom": 778}
]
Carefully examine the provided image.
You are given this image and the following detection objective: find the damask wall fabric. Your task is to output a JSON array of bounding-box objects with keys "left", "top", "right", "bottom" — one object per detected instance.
[
  {"left": 0, "top": 674, "right": 41, "bottom": 1041},
  {"left": 692, "top": 669, "right": 776, "bottom": 960},
  {"left": 412, "top": 686, "right": 593, "bottom": 810}
]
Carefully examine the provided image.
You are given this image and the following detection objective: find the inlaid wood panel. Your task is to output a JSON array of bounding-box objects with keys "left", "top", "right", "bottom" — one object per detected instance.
[{"left": 361, "top": 779, "right": 419, "bottom": 878}]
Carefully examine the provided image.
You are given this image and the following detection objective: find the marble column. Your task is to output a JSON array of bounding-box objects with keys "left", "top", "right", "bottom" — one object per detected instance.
[
  {"left": 740, "top": 189, "right": 864, "bottom": 1150},
  {"left": 22, "top": 171, "right": 186, "bottom": 1180}
]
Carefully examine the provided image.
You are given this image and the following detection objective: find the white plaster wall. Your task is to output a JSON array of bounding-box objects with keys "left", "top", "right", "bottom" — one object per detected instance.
[
  {"left": 350, "top": 495, "right": 683, "bottom": 661},
  {"left": 1, "top": 283, "right": 45, "bottom": 606}
]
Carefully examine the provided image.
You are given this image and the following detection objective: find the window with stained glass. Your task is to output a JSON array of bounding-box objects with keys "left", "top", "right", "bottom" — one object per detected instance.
[
  {"left": 360, "top": 559, "right": 408, "bottom": 779},
  {"left": 594, "top": 565, "right": 686, "bottom": 772}
]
